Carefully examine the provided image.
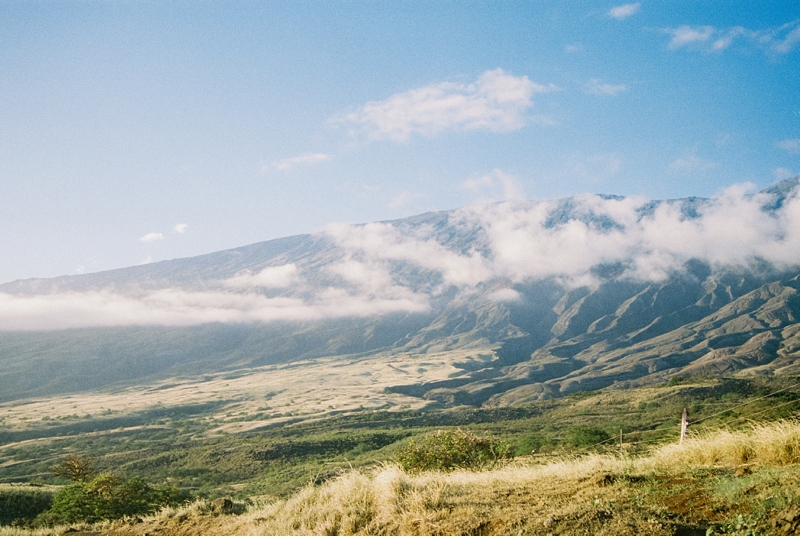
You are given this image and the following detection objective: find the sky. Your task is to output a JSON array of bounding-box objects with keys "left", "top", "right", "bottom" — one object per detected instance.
[{"left": 1, "top": 1, "right": 799, "bottom": 284}]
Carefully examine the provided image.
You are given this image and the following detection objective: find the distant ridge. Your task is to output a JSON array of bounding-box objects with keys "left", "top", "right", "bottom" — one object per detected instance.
[{"left": 1, "top": 177, "right": 799, "bottom": 403}]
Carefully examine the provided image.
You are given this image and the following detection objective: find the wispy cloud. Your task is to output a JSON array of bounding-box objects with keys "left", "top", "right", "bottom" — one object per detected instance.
[
  {"left": 584, "top": 78, "right": 628, "bottom": 96},
  {"left": 388, "top": 191, "right": 426, "bottom": 210},
  {"left": 608, "top": 3, "right": 640, "bottom": 20},
  {"left": 778, "top": 139, "right": 800, "bottom": 155},
  {"left": 669, "top": 150, "right": 718, "bottom": 172},
  {"left": 774, "top": 167, "right": 795, "bottom": 180},
  {"left": 330, "top": 68, "right": 557, "bottom": 142},
  {"left": 266, "top": 153, "right": 331, "bottom": 172},
  {"left": 664, "top": 20, "right": 800, "bottom": 54},
  {"left": 564, "top": 153, "right": 622, "bottom": 184},
  {"left": 139, "top": 232, "right": 164, "bottom": 243},
  {"left": 461, "top": 169, "right": 526, "bottom": 202},
  {"left": 174, "top": 223, "right": 188, "bottom": 234},
  {"left": 666, "top": 25, "right": 716, "bottom": 49}
]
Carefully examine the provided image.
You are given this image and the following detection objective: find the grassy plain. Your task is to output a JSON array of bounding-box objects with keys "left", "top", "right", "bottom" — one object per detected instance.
[
  {"left": 17, "top": 421, "right": 800, "bottom": 536},
  {"left": 2, "top": 347, "right": 800, "bottom": 534}
]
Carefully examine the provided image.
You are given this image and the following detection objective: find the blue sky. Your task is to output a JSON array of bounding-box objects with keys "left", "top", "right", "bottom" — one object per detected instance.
[{"left": 1, "top": 1, "right": 799, "bottom": 283}]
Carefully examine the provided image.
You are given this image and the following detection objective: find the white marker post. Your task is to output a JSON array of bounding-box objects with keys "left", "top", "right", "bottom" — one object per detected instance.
[{"left": 680, "top": 408, "right": 688, "bottom": 444}]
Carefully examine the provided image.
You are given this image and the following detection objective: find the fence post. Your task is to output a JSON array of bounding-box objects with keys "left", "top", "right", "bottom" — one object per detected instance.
[{"left": 680, "top": 408, "right": 688, "bottom": 444}]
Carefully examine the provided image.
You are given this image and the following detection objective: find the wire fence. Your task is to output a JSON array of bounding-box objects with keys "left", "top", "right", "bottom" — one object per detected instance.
[{"left": 569, "top": 378, "right": 800, "bottom": 455}]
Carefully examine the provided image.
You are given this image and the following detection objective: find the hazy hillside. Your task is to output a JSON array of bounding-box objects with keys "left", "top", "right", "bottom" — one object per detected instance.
[{"left": 1, "top": 178, "right": 799, "bottom": 403}]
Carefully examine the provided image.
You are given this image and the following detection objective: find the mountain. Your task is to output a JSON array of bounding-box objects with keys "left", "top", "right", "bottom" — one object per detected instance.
[{"left": 1, "top": 178, "right": 799, "bottom": 404}]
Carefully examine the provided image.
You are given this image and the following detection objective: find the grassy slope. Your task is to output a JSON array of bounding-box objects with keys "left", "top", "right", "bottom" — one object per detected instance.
[
  {"left": 22, "top": 421, "right": 800, "bottom": 536},
  {"left": 2, "top": 374, "right": 800, "bottom": 501}
]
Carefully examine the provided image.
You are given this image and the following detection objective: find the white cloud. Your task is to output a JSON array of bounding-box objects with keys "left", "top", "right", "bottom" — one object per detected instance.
[
  {"left": 565, "top": 43, "right": 584, "bottom": 53},
  {"left": 775, "top": 167, "right": 795, "bottom": 180},
  {"left": 174, "top": 223, "right": 188, "bottom": 234},
  {"left": 325, "top": 221, "right": 494, "bottom": 289},
  {"left": 778, "top": 139, "right": 800, "bottom": 155},
  {"left": 0, "top": 286, "right": 430, "bottom": 331},
  {"left": 461, "top": 169, "right": 526, "bottom": 202},
  {"left": 266, "top": 153, "right": 331, "bottom": 172},
  {"left": 6, "top": 181, "right": 800, "bottom": 330},
  {"left": 664, "top": 21, "right": 800, "bottom": 54},
  {"left": 139, "top": 233, "right": 163, "bottom": 243},
  {"left": 584, "top": 79, "right": 628, "bottom": 96},
  {"left": 453, "top": 183, "right": 800, "bottom": 284},
  {"left": 608, "top": 3, "right": 640, "bottom": 20},
  {"left": 666, "top": 25, "right": 716, "bottom": 49},
  {"left": 330, "top": 68, "right": 557, "bottom": 142},
  {"left": 669, "top": 150, "right": 718, "bottom": 172},
  {"left": 771, "top": 21, "right": 800, "bottom": 54},
  {"left": 223, "top": 264, "right": 299, "bottom": 289},
  {"left": 487, "top": 288, "right": 521, "bottom": 303}
]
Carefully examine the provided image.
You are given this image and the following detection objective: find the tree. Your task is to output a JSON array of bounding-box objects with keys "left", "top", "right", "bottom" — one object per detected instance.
[{"left": 50, "top": 454, "right": 97, "bottom": 483}]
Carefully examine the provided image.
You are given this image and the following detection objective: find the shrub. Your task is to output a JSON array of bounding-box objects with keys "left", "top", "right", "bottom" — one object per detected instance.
[
  {"left": 38, "top": 472, "right": 184, "bottom": 525},
  {"left": 514, "top": 432, "right": 552, "bottom": 456},
  {"left": 566, "top": 425, "right": 610, "bottom": 448},
  {"left": 0, "top": 487, "right": 54, "bottom": 526},
  {"left": 395, "top": 429, "right": 511, "bottom": 473}
]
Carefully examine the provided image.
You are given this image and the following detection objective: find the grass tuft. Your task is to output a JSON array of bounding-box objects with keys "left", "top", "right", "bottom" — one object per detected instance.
[{"left": 649, "top": 419, "right": 800, "bottom": 469}]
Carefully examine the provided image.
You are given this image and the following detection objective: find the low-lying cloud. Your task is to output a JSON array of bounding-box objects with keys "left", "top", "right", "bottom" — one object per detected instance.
[
  {"left": 3, "top": 180, "right": 800, "bottom": 330},
  {"left": 0, "top": 286, "right": 430, "bottom": 331}
]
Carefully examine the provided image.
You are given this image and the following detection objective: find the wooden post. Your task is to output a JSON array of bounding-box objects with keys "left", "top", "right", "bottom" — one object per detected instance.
[{"left": 680, "top": 408, "right": 688, "bottom": 444}]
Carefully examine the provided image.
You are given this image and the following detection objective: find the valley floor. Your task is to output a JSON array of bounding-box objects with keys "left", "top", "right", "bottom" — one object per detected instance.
[{"left": 11, "top": 421, "right": 800, "bottom": 536}]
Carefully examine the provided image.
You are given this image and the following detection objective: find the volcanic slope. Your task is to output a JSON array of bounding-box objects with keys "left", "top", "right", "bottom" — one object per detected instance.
[{"left": 1, "top": 178, "right": 800, "bottom": 404}]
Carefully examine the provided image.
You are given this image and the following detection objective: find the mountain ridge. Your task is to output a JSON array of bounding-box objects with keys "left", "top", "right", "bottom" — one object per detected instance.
[{"left": 1, "top": 178, "right": 800, "bottom": 404}]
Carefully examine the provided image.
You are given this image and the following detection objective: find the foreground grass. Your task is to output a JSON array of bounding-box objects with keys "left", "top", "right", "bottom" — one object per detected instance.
[{"left": 20, "top": 420, "right": 798, "bottom": 536}]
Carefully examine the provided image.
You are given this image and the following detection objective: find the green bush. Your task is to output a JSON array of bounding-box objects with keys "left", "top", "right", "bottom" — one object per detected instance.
[
  {"left": 566, "top": 425, "right": 610, "bottom": 448},
  {"left": 37, "top": 472, "right": 183, "bottom": 525},
  {"left": 0, "top": 487, "right": 54, "bottom": 526},
  {"left": 395, "top": 429, "right": 511, "bottom": 473},
  {"left": 514, "top": 432, "right": 552, "bottom": 456}
]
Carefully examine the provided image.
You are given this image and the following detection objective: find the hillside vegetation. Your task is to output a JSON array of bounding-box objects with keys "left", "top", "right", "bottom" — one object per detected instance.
[
  {"left": 8, "top": 420, "right": 799, "bottom": 536},
  {"left": 3, "top": 374, "right": 800, "bottom": 502}
]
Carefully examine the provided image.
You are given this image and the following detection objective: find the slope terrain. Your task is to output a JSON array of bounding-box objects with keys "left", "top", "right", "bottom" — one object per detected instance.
[{"left": 1, "top": 178, "right": 799, "bottom": 405}]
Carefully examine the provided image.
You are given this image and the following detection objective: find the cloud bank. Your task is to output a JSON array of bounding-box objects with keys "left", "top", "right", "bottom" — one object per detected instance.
[
  {"left": 330, "top": 68, "right": 556, "bottom": 142},
  {"left": 3, "top": 180, "right": 800, "bottom": 330}
]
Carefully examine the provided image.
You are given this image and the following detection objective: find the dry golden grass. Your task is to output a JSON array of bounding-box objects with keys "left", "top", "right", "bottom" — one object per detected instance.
[
  {"left": 87, "top": 420, "right": 800, "bottom": 536},
  {"left": 3, "top": 421, "right": 796, "bottom": 535},
  {"left": 649, "top": 419, "right": 800, "bottom": 469}
]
